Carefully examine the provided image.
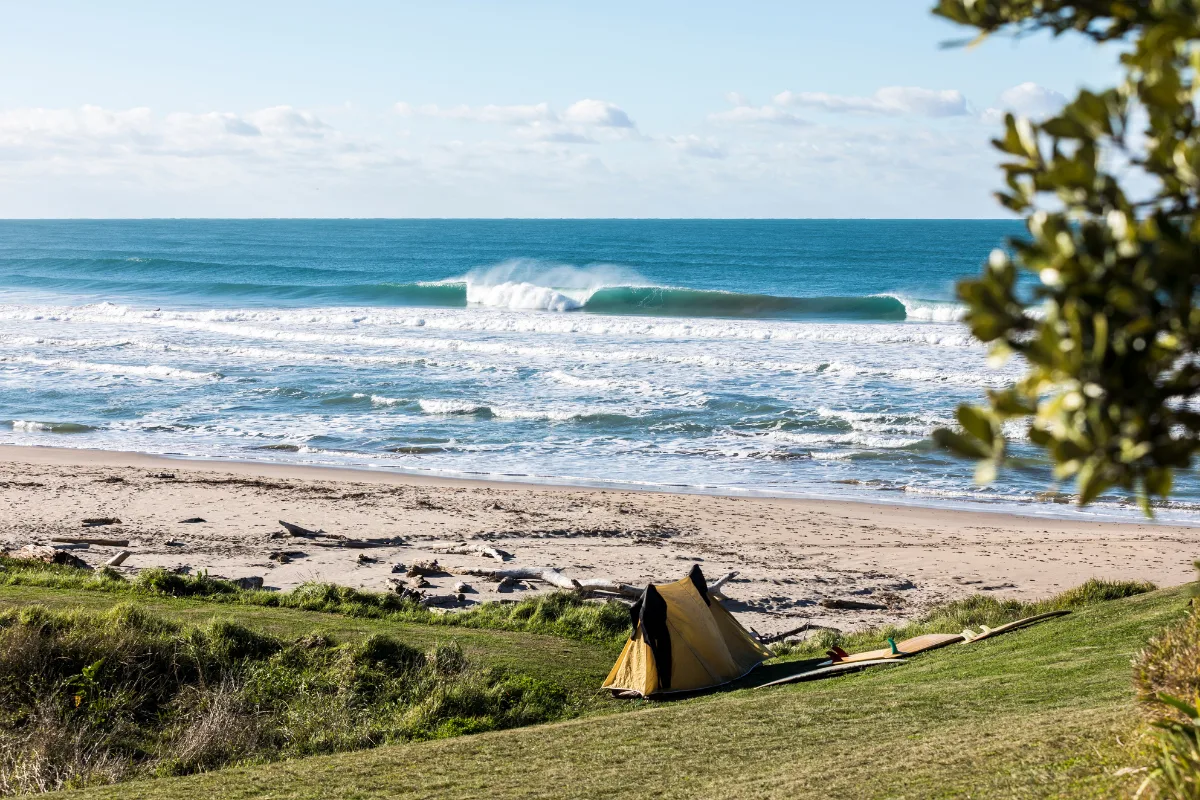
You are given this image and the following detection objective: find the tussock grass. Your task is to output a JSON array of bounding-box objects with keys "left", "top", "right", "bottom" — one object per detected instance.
[
  {"left": 0, "top": 603, "right": 575, "bottom": 796},
  {"left": 771, "top": 577, "right": 1156, "bottom": 659},
  {"left": 0, "top": 557, "right": 631, "bottom": 646}
]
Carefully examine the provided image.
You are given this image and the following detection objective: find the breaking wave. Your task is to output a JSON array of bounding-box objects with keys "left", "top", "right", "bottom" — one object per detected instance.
[{"left": 4, "top": 257, "right": 962, "bottom": 323}]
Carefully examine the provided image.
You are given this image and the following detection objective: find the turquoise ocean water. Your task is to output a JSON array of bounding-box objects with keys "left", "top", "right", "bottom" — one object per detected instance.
[{"left": 0, "top": 219, "right": 1195, "bottom": 521}]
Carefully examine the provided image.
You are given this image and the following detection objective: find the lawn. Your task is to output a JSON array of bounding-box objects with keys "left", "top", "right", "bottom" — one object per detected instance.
[{"left": 6, "top": 579, "right": 1185, "bottom": 799}]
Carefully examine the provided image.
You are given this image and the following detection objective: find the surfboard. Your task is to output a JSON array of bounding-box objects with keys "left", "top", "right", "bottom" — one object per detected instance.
[
  {"left": 961, "top": 610, "right": 1071, "bottom": 643},
  {"left": 824, "top": 632, "right": 965, "bottom": 665},
  {"left": 756, "top": 658, "right": 906, "bottom": 688}
]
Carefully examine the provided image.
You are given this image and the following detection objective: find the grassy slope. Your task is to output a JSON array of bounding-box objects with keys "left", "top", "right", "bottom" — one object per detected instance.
[
  {"left": 33, "top": 583, "right": 1188, "bottom": 800},
  {"left": 0, "top": 585, "right": 618, "bottom": 695}
]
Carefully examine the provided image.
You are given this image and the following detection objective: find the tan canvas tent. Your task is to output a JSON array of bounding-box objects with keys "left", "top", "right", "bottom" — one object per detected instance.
[{"left": 603, "top": 565, "right": 769, "bottom": 697}]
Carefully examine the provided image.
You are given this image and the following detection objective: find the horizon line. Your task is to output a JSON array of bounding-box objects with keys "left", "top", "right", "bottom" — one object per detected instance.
[{"left": 0, "top": 216, "right": 1018, "bottom": 222}]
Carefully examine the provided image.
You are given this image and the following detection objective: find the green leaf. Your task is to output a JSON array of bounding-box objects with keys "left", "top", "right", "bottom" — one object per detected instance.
[
  {"left": 932, "top": 428, "right": 992, "bottom": 460},
  {"left": 956, "top": 404, "right": 996, "bottom": 444}
]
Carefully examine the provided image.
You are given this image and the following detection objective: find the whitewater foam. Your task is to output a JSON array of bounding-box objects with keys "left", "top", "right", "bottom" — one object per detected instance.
[{"left": 0, "top": 355, "right": 219, "bottom": 381}]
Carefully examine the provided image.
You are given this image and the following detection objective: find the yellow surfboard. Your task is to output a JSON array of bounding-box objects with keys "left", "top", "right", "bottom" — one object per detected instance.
[
  {"left": 824, "top": 632, "right": 964, "bottom": 665},
  {"left": 756, "top": 658, "right": 906, "bottom": 689},
  {"left": 961, "top": 610, "right": 1071, "bottom": 643}
]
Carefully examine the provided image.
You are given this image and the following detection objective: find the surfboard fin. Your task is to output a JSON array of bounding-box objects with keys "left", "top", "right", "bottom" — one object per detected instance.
[{"left": 826, "top": 646, "right": 850, "bottom": 662}]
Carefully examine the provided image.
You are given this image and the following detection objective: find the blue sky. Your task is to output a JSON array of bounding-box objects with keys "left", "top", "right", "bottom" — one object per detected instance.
[{"left": 0, "top": 1, "right": 1118, "bottom": 218}]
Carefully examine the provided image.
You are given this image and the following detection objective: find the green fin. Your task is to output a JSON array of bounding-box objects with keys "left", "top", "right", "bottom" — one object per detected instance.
[{"left": 887, "top": 637, "right": 899, "bottom": 655}]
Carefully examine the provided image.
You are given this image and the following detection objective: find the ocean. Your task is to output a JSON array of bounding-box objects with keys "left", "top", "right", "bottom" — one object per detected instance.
[{"left": 0, "top": 219, "right": 1194, "bottom": 521}]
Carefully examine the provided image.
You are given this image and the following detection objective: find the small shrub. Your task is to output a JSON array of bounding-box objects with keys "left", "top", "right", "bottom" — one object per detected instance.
[
  {"left": 1136, "top": 607, "right": 1200, "bottom": 711},
  {"left": 1136, "top": 694, "right": 1200, "bottom": 800},
  {"left": 353, "top": 634, "right": 425, "bottom": 672},
  {"left": 133, "top": 568, "right": 237, "bottom": 597}
]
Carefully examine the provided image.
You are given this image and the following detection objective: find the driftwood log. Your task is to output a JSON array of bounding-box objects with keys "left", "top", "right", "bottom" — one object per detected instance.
[
  {"left": 52, "top": 537, "right": 130, "bottom": 547},
  {"left": 105, "top": 550, "right": 131, "bottom": 567},
  {"left": 457, "top": 568, "right": 738, "bottom": 599},
  {"left": 277, "top": 522, "right": 400, "bottom": 549},
  {"left": 759, "top": 621, "right": 843, "bottom": 645},
  {"left": 578, "top": 571, "right": 737, "bottom": 599},
  {"left": 575, "top": 579, "right": 644, "bottom": 599},
  {"left": 406, "top": 560, "right": 442, "bottom": 578},
  {"left": 430, "top": 542, "right": 510, "bottom": 562},
  {"left": 456, "top": 566, "right": 581, "bottom": 590},
  {"left": 819, "top": 598, "right": 888, "bottom": 611},
  {"left": 278, "top": 520, "right": 334, "bottom": 538},
  {"left": 81, "top": 517, "right": 121, "bottom": 527}
]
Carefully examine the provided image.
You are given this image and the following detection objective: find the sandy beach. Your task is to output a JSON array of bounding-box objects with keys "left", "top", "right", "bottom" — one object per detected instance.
[{"left": 1, "top": 444, "right": 1195, "bottom": 636}]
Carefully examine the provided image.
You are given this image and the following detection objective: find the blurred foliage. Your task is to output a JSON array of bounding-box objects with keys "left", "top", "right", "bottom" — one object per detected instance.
[{"left": 930, "top": 0, "right": 1200, "bottom": 512}]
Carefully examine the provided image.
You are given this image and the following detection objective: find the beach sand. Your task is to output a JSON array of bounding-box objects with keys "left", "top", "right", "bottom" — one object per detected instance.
[{"left": 1, "top": 444, "right": 1195, "bottom": 636}]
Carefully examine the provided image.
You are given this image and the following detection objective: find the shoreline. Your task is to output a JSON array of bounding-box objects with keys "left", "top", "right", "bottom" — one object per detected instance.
[
  {"left": 0, "top": 442, "right": 1191, "bottom": 527},
  {"left": 1, "top": 443, "right": 1197, "bottom": 635}
]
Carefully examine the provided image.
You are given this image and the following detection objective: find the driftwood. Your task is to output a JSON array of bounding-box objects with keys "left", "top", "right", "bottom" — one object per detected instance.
[
  {"left": 52, "top": 536, "right": 130, "bottom": 547},
  {"left": 706, "top": 571, "right": 737, "bottom": 597},
  {"left": 453, "top": 581, "right": 472, "bottom": 593},
  {"left": 456, "top": 566, "right": 581, "bottom": 590},
  {"left": 386, "top": 578, "right": 426, "bottom": 603},
  {"left": 278, "top": 522, "right": 400, "bottom": 549},
  {"left": 278, "top": 520, "right": 333, "bottom": 538},
  {"left": 179, "top": 517, "right": 206, "bottom": 524},
  {"left": 447, "top": 569, "right": 740, "bottom": 599},
  {"left": 577, "top": 571, "right": 738, "bottom": 600},
  {"left": 105, "top": 550, "right": 131, "bottom": 567},
  {"left": 819, "top": 598, "right": 888, "bottom": 611},
  {"left": 81, "top": 517, "right": 121, "bottom": 527},
  {"left": 575, "top": 579, "right": 644, "bottom": 599},
  {"left": 430, "top": 542, "right": 510, "bottom": 562},
  {"left": 391, "top": 575, "right": 430, "bottom": 589},
  {"left": 407, "top": 560, "right": 442, "bottom": 578},
  {"left": 760, "top": 621, "right": 842, "bottom": 645},
  {"left": 338, "top": 537, "right": 404, "bottom": 549}
]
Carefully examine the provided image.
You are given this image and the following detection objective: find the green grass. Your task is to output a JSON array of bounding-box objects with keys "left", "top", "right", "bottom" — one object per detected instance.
[
  {"left": 18, "top": 579, "right": 1186, "bottom": 799},
  {"left": 0, "top": 558, "right": 632, "bottom": 646},
  {"left": 771, "top": 577, "right": 1158, "bottom": 661},
  {"left": 0, "top": 603, "right": 598, "bottom": 794},
  {"left": 0, "top": 584, "right": 618, "bottom": 695}
]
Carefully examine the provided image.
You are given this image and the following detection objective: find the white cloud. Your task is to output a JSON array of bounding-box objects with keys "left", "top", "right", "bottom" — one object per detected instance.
[
  {"left": 0, "top": 104, "right": 395, "bottom": 181},
  {"left": 561, "top": 99, "right": 634, "bottom": 128},
  {"left": 396, "top": 99, "right": 634, "bottom": 130},
  {"left": 665, "top": 134, "right": 725, "bottom": 159},
  {"left": 989, "top": 82, "right": 1068, "bottom": 120},
  {"left": 395, "top": 102, "right": 554, "bottom": 125},
  {"left": 774, "top": 87, "right": 969, "bottom": 118},
  {"left": 0, "top": 96, "right": 1005, "bottom": 218},
  {"left": 708, "top": 105, "right": 807, "bottom": 126}
]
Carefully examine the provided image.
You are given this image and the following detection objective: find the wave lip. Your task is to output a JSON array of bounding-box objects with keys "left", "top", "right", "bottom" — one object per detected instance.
[{"left": 9, "top": 419, "right": 96, "bottom": 433}]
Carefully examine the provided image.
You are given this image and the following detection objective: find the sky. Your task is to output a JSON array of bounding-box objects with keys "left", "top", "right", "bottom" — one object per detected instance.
[{"left": 0, "top": 1, "right": 1121, "bottom": 218}]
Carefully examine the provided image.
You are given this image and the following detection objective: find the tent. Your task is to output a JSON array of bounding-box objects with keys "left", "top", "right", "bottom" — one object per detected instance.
[{"left": 603, "top": 565, "right": 770, "bottom": 697}]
